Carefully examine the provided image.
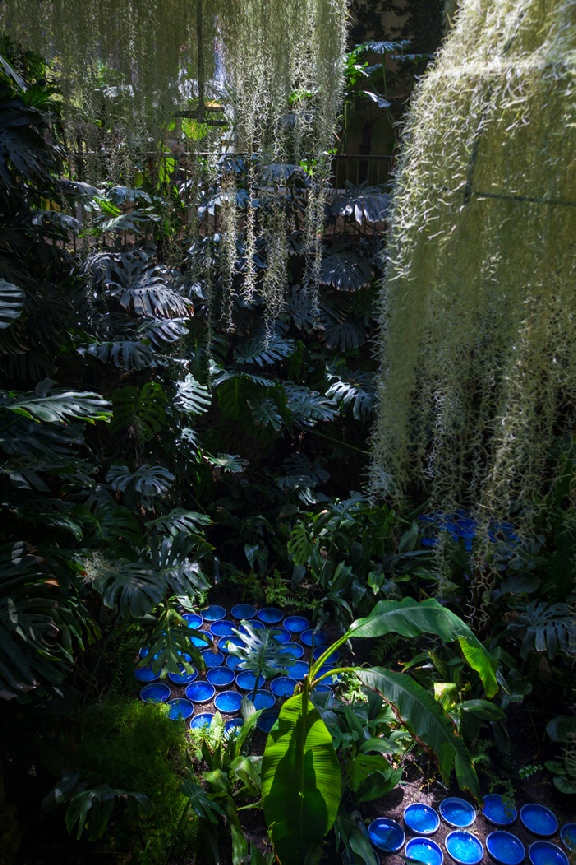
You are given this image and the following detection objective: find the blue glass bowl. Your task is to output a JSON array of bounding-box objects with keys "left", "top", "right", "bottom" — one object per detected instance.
[
  {"left": 561, "top": 824, "right": 576, "bottom": 853},
  {"left": 283, "top": 616, "right": 309, "bottom": 633},
  {"left": 201, "top": 649, "right": 224, "bottom": 668},
  {"left": 224, "top": 717, "right": 244, "bottom": 734},
  {"left": 183, "top": 613, "right": 203, "bottom": 629},
  {"left": 270, "top": 677, "right": 296, "bottom": 698},
  {"left": 220, "top": 636, "right": 245, "bottom": 654},
  {"left": 286, "top": 661, "right": 309, "bottom": 680},
  {"left": 486, "top": 832, "right": 525, "bottom": 865},
  {"left": 185, "top": 681, "right": 215, "bottom": 703},
  {"left": 139, "top": 647, "right": 160, "bottom": 659},
  {"left": 189, "top": 712, "right": 214, "bottom": 730},
  {"left": 404, "top": 803, "right": 440, "bottom": 835},
  {"left": 168, "top": 666, "right": 198, "bottom": 685},
  {"left": 482, "top": 795, "right": 517, "bottom": 827},
  {"left": 315, "top": 683, "right": 332, "bottom": 693},
  {"left": 405, "top": 837, "right": 443, "bottom": 865},
  {"left": 440, "top": 798, "right": 476, "bottom": 828},
  {"left": 252, "top": 689, "right": 276, "bottom": 711},
  {"left": 140, "top": 682, "right": 171, "bottom": 703},
  {"left": 167, "top": 698, "right": 195, "bottom": 720},
  {"left": 257, "top": 709, "right": 279, "bottom": 733},
  {"left": 301, "top": 629, "right": 328, "bottom": 647},
  {"left": 283, "top": 642, "right": 304, "bottom": 659},
  {"left": 445, "top": 831, "right": 483, "bottom": 865},
  {"left": 134, "top": 666, "right": 158, "bottom": 682},
  {"left": 271, "top": 628, "right": 291, "bottom": 644},
  {"left": 236, "top": 670, "right": 265, "bottom": 691},
  {"left": 315, "top": 665, "right": 339, "bottom": 686},
  {"left": 214, "top": 690, "right": 243, "bottom": 714},
  {"left": 520, "top": 805, "right": 558, "bottom": 838},
  {"left": 368, "top": 817, "right": 405, "bottom": 853},
  {"left": 529, "top": 842, "right": 569, "bottom": 865},
  {"left": 257, "top": 607, "right": 283, "bottom": 624},
  {"left": 206, "top": 666, "right": 235, "bottom": 689},
  {"left": 226, "top": 654, "right": 244, "bottom": 670},
  {"left": 239, "top": 620, "right": 264, "bottom": 633},
  {"left": 190, "top": 633, "right": 210, "bottom": 648},
  {"left": 200, "top": 605, "right": 226, "bottom": 622},
  {"left": 231, "top": 603, "right": 257, "bottom": 619},
  {"left": 210, "top": 620, "right": 236, "bottom": 638},
  {"left": 313, "top": 646, "right": 340, "bottom": 663}
]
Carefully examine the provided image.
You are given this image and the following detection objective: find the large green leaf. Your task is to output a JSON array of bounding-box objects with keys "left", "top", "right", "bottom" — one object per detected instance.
[
  {"left": 0, "top": 279, "right": 24, "bottom": 329},
  {"left": 5, "top": 389, "right": 111, "bottom": 425},
  {"left": 357, "top": 668, "right": 479, "bottom": 798},
  {"left": 262, "top": 692, "right": 341, "bottom": 865}
]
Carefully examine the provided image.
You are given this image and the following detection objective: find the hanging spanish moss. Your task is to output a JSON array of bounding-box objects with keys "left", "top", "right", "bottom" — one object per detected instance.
[{"left": 370, "top": 0, "right": 576, "bottom": 619}]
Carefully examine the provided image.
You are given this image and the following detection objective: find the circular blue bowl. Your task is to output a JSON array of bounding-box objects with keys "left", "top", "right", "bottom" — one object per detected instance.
[
  {"left": 315, "top": 683, "right": 332, "bottom": 693},
  {"left": 283, "top": 616, "right": 309, "bottom": 633},
  {"left": 405, "top": 837, "right": 443, "bottom": 865},
  {"left": 440, "top": 798, "right": 476, "bottom": 828},
  {"left": 167, "top": 698, "right": 195, "bottom": 720},
  {"left": 200, "top": 605, "right": 227, "bottom": 622},
  {"left": 286, "top": 661, "right": 309, "bottom": 680},
  {"left": 231, "top": 603, "right": 257, "bottom": 620},
  {"left": 282, "top": 642, "right": 304, "bottom": 659},
  {"left": 185, "top": 680, "right": 215, "bottom": 703},
  {"left": 168, "top": 666, "right": 198, "bottom": 685},
  {"left": 236, "top": 670, "right": 265, "bottom": 691},
  {"left": 214, "top": 690, "right": 243, "bottom": 714},
  {"left": 529, "top": 842, "right": 569, "bottom": 865},
  {"left": 520, "top": 805, "right": 558, "bottom": 838},
  {"left": 134, "top": 666, "right": 158, "bottom": 683},
  {"left": 561, "top": 824, "right": 576, "bottom": 852},
  {"left": 220, "top": 635, "right": 245, "bottom": 654},
  {"left": 257, "top": 607, "right": 283, "bottom": 624},
  {"left": 206, "top": 666, "right": 235, "bottom": 689},
  {"left": 252, "top": 690, "right": 276, "bottom": 711},
  {"left": 201, "top": 649, "right": 224, "bottom": 668},
  {"left": 483, "top": 795, "right": 517, "bottom": 827},
  {"left": 239, "top": 620, "right": 265, "bottom": 633},
  {"left": 315, "top": 664, "right": 339, "bottom": 686},
  {"left": 183, "top": 613, "right": 203, "bottom": 629},
  {"left": 224, "top": 717, "right": 244, "bottom": 735},
  {"left": 189, "top": 712, "right": 214, "bottom": 730},
  {"left": 445, "top": 831, "right": 483, "bottom": 865},
  {"left": 270, "top": 676, "right": 296, "bottom": 698},
  {"left": 404, "top": 803, "right": 440, "bottom": 835},
  {"left": 368, "top": 817, "right": 405, "bottom": 853},
  {"left": 140, "top": 682, "right": 171, "bottom": 703},
  {"left": 271, "top": 628, "right": 291, "bottom": 644},
  {"left": 301, "top": 629, "right": 328, "bottom": 647},
  {"left": 312, "top": 646, "right": 340, "bottom": 663},
  {"left": 226, "top": 654, "right": 244, "bottom": 670},
  {"left": 190, "top": 633, "right": 210, "bottom": 648},
  {"left": 210, "top": 620, "right": 236, "bottom": 638},
  {"left": 257, "top": 709, "right": 279, "bottom": 733},
  {"left": 486, "top": 831, "right": 525, "bottom": 865}
]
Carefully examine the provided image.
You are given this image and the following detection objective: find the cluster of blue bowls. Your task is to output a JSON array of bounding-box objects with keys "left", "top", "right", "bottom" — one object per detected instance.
[
  {"left": 368, "top": 796, "right": 573, "bottom": 865},
  {"left": 419, "top": 509, "right": 519, "bottom": 553},
  {"left": 136, "top": 603, "right": 339, "bottom": 734}
]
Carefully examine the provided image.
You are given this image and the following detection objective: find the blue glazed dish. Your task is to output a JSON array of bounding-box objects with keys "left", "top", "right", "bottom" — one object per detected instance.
[
  {"left": 529, "top": 841, "right": 569, "bottom": 865},
  {"left": 257, "top": 709, "right": 279, "bottom": 733},
  {"left": 214, "top": 690, "right": 243, "bottom": 714},
  {"left": 257, "top": 607, "right": 283, "bottom": 624},
  {"left": 520, "top": 805, "right": 558, "bottom": 838},
  {"left": 200, "top": 605, "right": 227, "bottom": 622},
  {"left": 440, "top": 798, "right": 476, "bottom": 828},
  {"left": 189, "top": 712, "right": 214, "bottom": 730},
  {"left": 140, "top": 682, "right": 171, "bottom": 703},
  {"left": 224, "top": 717, "right": 244, "bottom": 734},
  {"left": 368, "top": 817, "right": 405, "bottom": 853},
  {"left": 286, "top": 661, "right": 309, "bottom": 680},
  {"left": 316, "top": 665, "right": 339, "bottom": 686},
  {"left": 183, "top": 613, "right": 203, "bottom": 629},
  {"left": 283, "top": 616, "right": 309, "bottom": 633},
  {"left": 405, "top": 837, "right": 443, "bottom": 865},
  {"left": 167, "top": 698, "right": 195, "bottom": 720},
  {"left": 561, "top": 824, "right": 576, "bottom": 853},
  {"left": 482, "top": 795, "right": 517, "bottom": 827},
  {"left": 231, "top": 603, "right": 257, "bottom": 619},
  {"left": 282, "top": 642, "right": 304, "bottom": 659},
  {"left": 185, "top": 680, "right": 215, "bottom": 703},
  {"left": 190, "top": 633, "right": 210, "bottom": 648},
  {"left": 201, "top": 649, "right": 224, "bottom": 668},
  {"left": 270, "top": 676, "right": 296, "bottom": 698},
  {"left": 134, "top": 666, "right": 158, "bottom": 683},
  {"left": 312, "top": 646, "right": 340, "bottom": 663},
  {"left": 210, "top": 620, "right": 236, "bottom": 638},
  {"left": 445, "top": 831, "right": 483, "bottom": 865},
  {"left": 220, "top": 635, "right": 245, "bottom": 654},
  {"left": 206, "top": 666, "right": 235, "bottom": 689},
  {"left": 239, "top": 620, "right": 265, "bottom": 633},
  {"left": 486, "top": 831, "right": 525, "bottom": 865},
  {"left": 236, "top": 670, "right": 265, "bottom": 691},
  {"left": 226, "top": 654, "right": 244, "bottom": 670},
  {"left": 252, "top": 690, "right": 276, "bottom": 711},
  {"left": 404, "top": 803, "right": 440, "bottom": 835},
  {"left": 168, "top": 666, "right": 198, "bottom": 685},
  {"left": 301, "top": 628, "right": 328, "bottom": 647},
  {"left": 271, "top": 628, "right": 291, "bottom": 644}
]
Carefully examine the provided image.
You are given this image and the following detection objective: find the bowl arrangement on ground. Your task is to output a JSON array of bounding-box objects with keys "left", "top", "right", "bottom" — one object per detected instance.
[
  {"left": 520, "top": 805, "right": 558, "bottom": 838},
  {"left": 301, "top": 628, "right": 328, "bottom": 647},
  {"left": 230, "top": 603, "right": 257, "bottom": 619},
  {"left": 270, "top": 676, "right": 295, "bottom": 698},
  {"left": 257, "top": 710, "right": 279, "bottom": 733},
  {"left": 252, "top": 689, "right": 275, "bottom": 711},
  {"left": 134, "top": 667, "right": 158, "bottom": 682},
  {"left": 200, "top": 605, "right": 227, "bottom": 621},
  {"left": 257, "top": 607, "right": 283, "bottom": 624},
  {"left": 167, "top": 698, "right": 194, "bottom": 720},
  {"left": 404, "top": 837, "right": 443, "bottom": 865},
  {"left": 140, "top": 682, "right": 171, "bottom": 703},
  {"left": 486, "top": 831, "right": 525, "bottom": 865},
  {"left": 560, "top": 824, "right": 576, "bottom": 853},
  {"left": 201, "top": 649, "right": 224, "bottom": 668},
  {"left": 529, "top": 841, "right": 569, "bottom": 865},
  {"left": 185, "top": 681, "right": 215, "bottom": 703},
  {"left": 190, "top": 712, "right": 214, "bottom": 729},
  {"left": 445, "top": 831, "right": 483, "bottom": 865},
  {"left": 236, "top": 670, "right": 265, "bottom": 691},
  {"left": 206, "top": 666, "right": 235, "bottom": 688},
  {"left": 283, "top": 615, "right": 309, "bottom": 633},
  {"left": 214, "top": 690, "right": 243, "bottom": 714},
  {"left": 404, "top": 803, "right": 440, "bottom": 835},
  {"left": 168, "top": 666, "right": 198, "bottom": 685},
  {"left": 440, "top": 798, "right": 476, "bottom": 828},
  {"left": 368, "top": 817, "right": 405, "bottom": 853},
  {"left": 482, "top": 794, "right": 517, "bottom": 827}
]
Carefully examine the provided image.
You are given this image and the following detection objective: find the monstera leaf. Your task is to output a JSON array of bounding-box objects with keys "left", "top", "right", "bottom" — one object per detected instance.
[
  {"left": 174, "top": 374, "right": 211, "bottom": 416},
  {"left": 2, "top": 383, "right": 111, "bottom": 425},
  {"left": 331, "top": 184, "right": 390, "bottom": 225},
  {"left": 147, "top": 532, "right": 210, "bottom": 597},
  {"left": 235, "top": 331, "right": 296, "bottom": 366},
  {"left": 283, "top": 384, "right": 338, "bottom": 427},
  {"left": 106, "top": 464, "right": 175, "bottom": 512},
  {"left": 80, "top": 340, "right": 154, "bottom": 370},
  {"left": 0, "top": 279, "right": 24, "bottom": 329},
  {"left": 145, "top": 508, "right": 211, "bottom": 538},
  {"left": 319, "top": 252, "right": 373, "bottom": 291},
  {"left": 110, "top": 383, "right": 168, "bottom": 440},
  {"left": 326, "top": 370, "right": 377, "bottom": 419}
]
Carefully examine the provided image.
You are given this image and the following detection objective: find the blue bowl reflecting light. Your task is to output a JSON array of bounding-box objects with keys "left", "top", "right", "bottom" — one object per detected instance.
[
  {"left": 206, "top": 666, "right": 235, "bottom": 689},
  {"left": 257, "top": 709, "right": 279, "bottom": 733},
  {"left": 239, "top": 620, "right": 265, "bottom": 633},
  {"left": 189, "top": 712, "right": 214, "bottom": 730},
  {"left": 445, "top": 831, "right": 483, "bottom": 865},
  {"left": 190, "top": 633, "right": 210, "bottom": 648},
  {"left": 140, "top": 682, "right": 171, "bottom": 703},
  {"left": 301, "top": 629, "right": 328, "bottom": 647},
  {"left": 440, "top": 798, "right": 476, "bottom": 828},
  {"left": 368, "top": 817, "right": 405, "bottom": 853},
  {"left": 252, "top": 690, "right": 276, "bottom": 711},
  {"left": 236, "top": 670, "right": 265, "bottom": 691},
  {"left": 283, "top": 616, "right": 309, "bottom": 633},
  {"left": 231, "top": 603, "right": 257, "bottom": 619},
  {"left": 405, "top": 837, "right": 443, "bottom": 865},
  {"left": 404, "top": 803, "right": 440, "bottom": 835},
  {"left": 282, "top": 642, "right": 304, "bottom": 659},
  {"left": 185, "top": 681, "right": 215, "bottom": 703},
  {"left": 210, "top": 620, "right": 236, "bottom": 638},
  {"left": 257, "top": 607, "right": 283, "bottom": 624},
  {"left": 168, "top": 666, "right": 198, "bottom": 685},
  {"left": 201, "top": 649, "right": 224, "bottom": 668},
  {"left": 482, "top": 795, "right": 517, "bottom": 827},
  {"left": 270, "top": 677, "right": 296, "bottom": 698},
  {"left": 224, "top": 717, "right": 244, "bottom": 734},
  {"left": 316, "top": 664, "right": 339, "bottom": 686},
  {"left": 134, "top": 666, "right": 159, "bottom": 682},
  {"left": 271, "top": 628, "right": 291, "bottom": 644},
  {"left": 529, "top": 842, "right": 569, "bottom": 865},
  {"left": 486, "top": 832, "right": 525, "bottom": 865},
  {"left": 561, "top": 824, "right": 576, "bottom": 853},
  {"left": 200, "top": 605, "right": 227, "bottom": 622},
  {"left": 312, "top": 647, "right": 340, "bottom": 663},
  {"left": 520, "top": 805, "right": 558, "bottom": 838},
  {"left": 220, "top": 636, "right": 245, "bottom": 654},
  {"left": 183, "top": 613, "right": 203, "bottom": 629},
  {"left": 167, "top": 698, "right": 195, "bottom": 720},
  {"left": 214, "top": 690, "right": 243, "bottom": 714},
  {"left": 286, "top": 661, "right": 309, "bottom": 680},
  {"left": 226, "top": 654, "right": 244, "bottom": 670}
]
